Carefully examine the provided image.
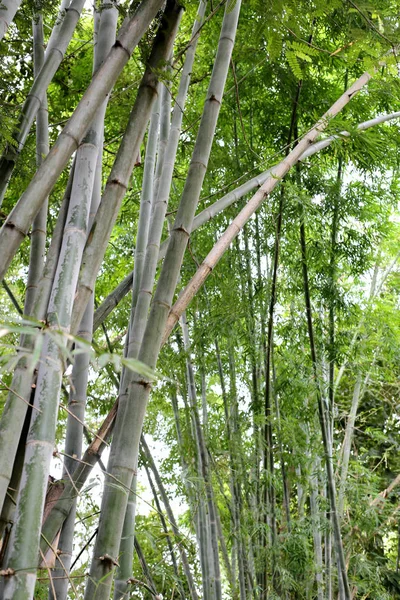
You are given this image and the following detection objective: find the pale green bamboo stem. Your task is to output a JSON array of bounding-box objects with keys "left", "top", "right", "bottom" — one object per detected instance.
[
  {"left": 0, "top": 0, "right": 86, "bottom": 205},
  {"left": 0, "top": 0, "right": 165, "bottom": 279},
  {"left": 85, "top": 0, "right": 208, "bottom": 345},
  {"left": 70, "top": 2, "right": 183, "bottom": 337},
  {"left": 337, "top": 373, "right": 370, "bottom": 517},
  {"left": 82, "top": 6, "right": 184, "bottom": 598},
  {"left": 153, "top": 77, "right": 171, "bottom": 202},
  {"left": 24, "top": 14, "right": 49, "bottom": 317},
  {"left": 49, "top": 4, "right": 117, "bottom": 598},
  {"left": 114, "top": 92, "right": 161, "bottom": 600},
  {"left": 0, "top": 0, "right": 22, "bottom": 41},
  {"left": 2, "top": 131, "right": 97, "bottom": 599}
]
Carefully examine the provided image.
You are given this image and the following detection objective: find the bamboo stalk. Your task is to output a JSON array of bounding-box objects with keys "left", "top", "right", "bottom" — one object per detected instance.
[
  {"left": 24, "top": 12, "right": 49, "bottom": 317},
  {"left": 49, "top": 4, "right": 118, "bottom": 598},
  {"left": 82, "top": 4, "right": 184, "bottom": 598},
  {"left": 0, "top": 7, "right": 49, "bottom": 538},
  {"left": 114, "top": 91, "right": 161, "bottom": 600},
  {"left": 338, "top": 373, "right": 370, "bottom": 517},
  {"left": 2, "top": 102, "right": 98, "bottom": 600},
  {"left": 70, "top": 0, "right": 185, "bottom": 336},
  {"left": 0, "top": 0, "right": 165, "bottom": 279},
  {"left": 104, "top": 0, "right": 208, "bottom": 361}
]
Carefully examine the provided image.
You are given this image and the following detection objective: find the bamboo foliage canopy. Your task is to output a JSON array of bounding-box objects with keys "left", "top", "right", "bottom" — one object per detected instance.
[{"left": 1, "top": 0, "right": 400, "bottom": 599}]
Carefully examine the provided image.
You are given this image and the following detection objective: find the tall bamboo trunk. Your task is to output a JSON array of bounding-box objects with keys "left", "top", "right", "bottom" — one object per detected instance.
[
  {"left": 48, "top": 3, "right": 118, "bottom": 598},
  {"left": 83, "top": 3, "right": 240, "bottom": 598},
  {"left": 114, "top": 89, "right": 161, "bottom": 600}
]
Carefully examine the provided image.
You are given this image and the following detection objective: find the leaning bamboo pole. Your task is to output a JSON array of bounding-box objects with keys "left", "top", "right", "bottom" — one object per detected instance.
[
  {"left": 0, "top": 0, "right": 165, "bottom": 280},
  {"left": 0, "top": 0, "right": 87, "bottom": 205},
  {"left": 93, "top": 110, "right": 400, "bottom": 331},
  {"left": 162, "top": 69, "right": 375, "bottom": 342},
  {"left": 49, "top": 3, "right": 118, "bottom": 598},
  {"left": 83, "top": 3, "right": 240, "bottom": 598}
]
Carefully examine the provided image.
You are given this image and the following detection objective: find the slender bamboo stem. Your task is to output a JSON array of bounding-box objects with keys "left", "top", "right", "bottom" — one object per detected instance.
[
  {"left": 141, "top": 435, "right": 199, "bottom": 600},
  {"left": 181, "top": 312, "right": 221, "bottom": 600},
  {"left": 143, "top": 462, "right": 185, "bottom": 599},
  {"left": 82, "top": 5, "right": 184, "bottom": 599},
  {"left": 114, "top": 91, "right": 161, "bottom": 600},
  {"left": 299, "top": 208, "right": 351, "bottom": 600},
  {"left": 24, "top": 12, "right": 49, "bottom": 317}
]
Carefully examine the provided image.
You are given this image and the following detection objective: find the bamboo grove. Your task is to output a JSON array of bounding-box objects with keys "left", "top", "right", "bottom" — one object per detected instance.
[{"left": 0, "top": 0, "right": 400, "bottom": 598}]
